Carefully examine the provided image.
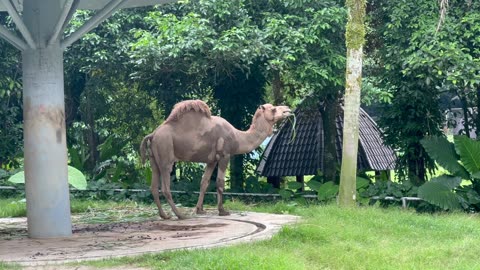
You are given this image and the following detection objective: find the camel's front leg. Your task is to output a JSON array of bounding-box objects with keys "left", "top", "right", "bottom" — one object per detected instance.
[
  {"left": 216, "top": 158, "right": 230, "bottom": 216},
  {"left": 195, "top": 162, "right": 217, "bottom": 215}
]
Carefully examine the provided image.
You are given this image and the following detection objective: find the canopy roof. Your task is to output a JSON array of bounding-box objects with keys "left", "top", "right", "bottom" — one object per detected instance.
[
  {"left": 0, "top": 0, "right": 170, "bottom": 11},
  {"left": 257, "top": 104, "right": 397, "bottom": 177}
]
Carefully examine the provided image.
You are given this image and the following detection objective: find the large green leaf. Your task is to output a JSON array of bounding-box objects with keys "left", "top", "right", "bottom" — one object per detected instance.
[
  {"left": 8, "top": 166, "right": 87, "bottom": 190},
  {"left": 7, "top": 170, "right": 24, "bottom": 184},
  {"left": 464, "top": 189, "right": 480, "bottom": 205},
  {"left": 68, "top": 166, "right": 87, "bottom": 190},
  {"left": 306, "top": 180, "right": 322, "bottom": 191},
  {"left": 430, "top": 175, "right": 462, "bottom": 190},
  {"left": 317, "top": 181, "right": 339, "bottom": 201},
  {"left": 418, "top": 181, "right": 462, "bottom": 210},
  {"left": 356, "top": 176, "right": 370, "bottom": 190},
  {"left": 454, "top": 135, "right": 480, "bottom": 176},
  {"left": 420, "top": 136, "right": 470, "bottom": 179},
  {"left": 287, "top": 181, "right": 303, "bottom": 190},
  {"left": 279, "top": 189, "right": 294, "bottom": 200}
]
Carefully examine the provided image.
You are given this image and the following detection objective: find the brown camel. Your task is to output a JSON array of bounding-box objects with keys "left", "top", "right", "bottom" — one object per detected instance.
[{"left": 140, "top": 99, "right": 292, "bottom": 219}]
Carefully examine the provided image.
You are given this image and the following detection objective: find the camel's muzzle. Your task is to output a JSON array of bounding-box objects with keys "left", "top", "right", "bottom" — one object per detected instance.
[{"left": 283, "top": 110, "right": 293, "bottom": 117}]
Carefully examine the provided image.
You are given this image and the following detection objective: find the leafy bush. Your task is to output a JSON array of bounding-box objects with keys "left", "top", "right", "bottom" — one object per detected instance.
[
  {"left": 8, "top": 166, "right": 87, "bottom": 190},
  {"left": 418, "top": 135, "right": 480, "bottom": 211},
  {"left": 278, "top": 174, "right": 371, "bottom": 204}
]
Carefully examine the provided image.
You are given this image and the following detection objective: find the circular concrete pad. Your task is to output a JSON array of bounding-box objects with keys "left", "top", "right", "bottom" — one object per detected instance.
[{"left": 0, "top": 212, "right": 299, "bottom": 266}]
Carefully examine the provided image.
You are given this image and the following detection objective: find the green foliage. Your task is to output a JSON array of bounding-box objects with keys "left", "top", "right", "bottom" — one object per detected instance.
[
  {"left": 0, "top": 197, "right": 26, "bottom": 218},
  {"left": 419, "top": 135, "right": 480, "bottom": 211},
  {"left": 420, "top": 136, "right": 469, "bottom": 179},
  {"left": 0, "top": 17, "right": 23, "bottom": 170},
  {"left": 356, "top": 176, "right": 370, "bottom": 190},
  {"left": 368, "top": 0, "right": 480, "bottom": 185},
  {"left": 361, "top": 180, "right": 417, "bottom": 201},
  {"left": 316, "top": 181, "right": 339, "bottom": 201},
  {"left": 287, "top": 181, "right": 303, "bottom": 190},
  {"left": 305, "top": 179, "right": 322, "bottom": 191},
  {"left": 7, "top": 166, "right": 87, "bottom": 190},
  {"left": 279, "top": 176, "right": 369, "bottom": 203},
  {"left": 279, "top": 188, "right": 294, "bottom": 200},
  {"left": 454, "top": 136, "right": 480, "bottom": 176},
  {"left": 361, "top": 77, "right": 392, "bottom": 106},
  {"left": 244, "top": 176, "right": 275, "bottom": 194},
  {"left": 417, "top": 176, "right": 463, "bottom": 210}
]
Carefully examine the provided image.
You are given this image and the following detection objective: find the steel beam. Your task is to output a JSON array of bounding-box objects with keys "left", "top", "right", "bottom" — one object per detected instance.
[
  {"left": 1, "top": 0, "right": 36, "bottom": 49},
  {"left": 0, "top": 24, "right": 27, "bottom": 50},
  {"left": 48, "top": 0, "right": 77, "bottom": 46},
  {"left": 61, "top": 0, "right": 125, "bottom": 49}
]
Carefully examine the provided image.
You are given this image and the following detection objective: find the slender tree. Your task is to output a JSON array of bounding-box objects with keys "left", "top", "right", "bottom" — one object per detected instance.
[{"left": 338, "top": 0, "right": 366, "bottom": 206}]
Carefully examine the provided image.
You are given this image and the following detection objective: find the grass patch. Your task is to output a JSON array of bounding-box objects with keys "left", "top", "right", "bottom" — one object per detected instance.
[
  {"left": 0, "top": 262, "right": 21, "bottom": 270},
  {"left": 3, "top": 199, "right": 480, "bottom": 269},
  {"left": 0, "top": 198, "right": 26, "bottom": 218},
  {"left": 0, "top": 197, "right": 157, "bottom": 221},
  {"left": 72, "top": 201, "right": 480, "bottom": 270}
]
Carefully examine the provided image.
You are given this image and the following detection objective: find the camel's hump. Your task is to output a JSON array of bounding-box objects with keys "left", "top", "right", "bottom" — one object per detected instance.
[{"left": 165, "top": 100, "right": 212, "bottom": 123}]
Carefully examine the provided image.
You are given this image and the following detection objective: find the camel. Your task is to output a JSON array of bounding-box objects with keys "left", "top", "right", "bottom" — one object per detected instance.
[{"left": 140, "top": 99, "right": 292, "bottom": 219}]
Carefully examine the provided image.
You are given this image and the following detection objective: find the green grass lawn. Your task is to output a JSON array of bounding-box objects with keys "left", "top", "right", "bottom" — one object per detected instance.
[{"left": 2, "top": 199, "right": 480, "bottom": 269}]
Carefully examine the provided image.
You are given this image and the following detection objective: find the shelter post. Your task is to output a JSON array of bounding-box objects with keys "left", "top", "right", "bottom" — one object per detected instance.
[{"left": 22, "top": 0, "right": 71, "bottom": 238}]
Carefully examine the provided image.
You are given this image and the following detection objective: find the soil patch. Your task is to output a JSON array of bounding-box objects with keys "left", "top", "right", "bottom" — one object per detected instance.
[{"left": 0, "top": 212, "right": 299, "bottom": 267}]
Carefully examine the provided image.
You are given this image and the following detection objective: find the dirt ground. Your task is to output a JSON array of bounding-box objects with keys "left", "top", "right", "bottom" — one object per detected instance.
[{"left": 0, "top": 211, "right": 299, "bottom": 268}]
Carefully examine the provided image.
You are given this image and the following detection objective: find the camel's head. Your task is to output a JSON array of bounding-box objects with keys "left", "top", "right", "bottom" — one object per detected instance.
[{"left": 259, "top": 104, "right": 292, "bottom": 124}]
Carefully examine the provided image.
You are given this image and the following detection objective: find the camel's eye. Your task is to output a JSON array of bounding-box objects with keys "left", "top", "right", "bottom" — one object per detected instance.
[{"left": 272, "top": 108, "right": 277, "bottom": 113}]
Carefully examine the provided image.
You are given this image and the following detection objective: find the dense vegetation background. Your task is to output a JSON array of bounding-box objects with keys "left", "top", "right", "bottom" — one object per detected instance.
[{"left": 1, "top": 0, "right": 480, "bottom": 211}]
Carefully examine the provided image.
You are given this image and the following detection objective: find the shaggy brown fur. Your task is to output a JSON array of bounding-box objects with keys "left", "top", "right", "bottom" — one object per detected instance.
[
  {"left": 141, "top": 100, "right": 291, "bottom": 219},
  {"left": 164, "top": 99, "right": 211, "bottom": 123}
]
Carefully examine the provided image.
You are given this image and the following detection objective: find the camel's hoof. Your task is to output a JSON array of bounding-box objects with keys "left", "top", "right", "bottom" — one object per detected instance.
[
  {"left": 219, "top": 210, "right": 230, "bottom": 216},
  {"left": 159, "top": 213, "right": 172, "bottom": 220},
  {"left": 195, "top": 209, "right": 207, "bottom": 215},
  {"left": 176, "top": 214, "right": 188, "bottom": 220}
]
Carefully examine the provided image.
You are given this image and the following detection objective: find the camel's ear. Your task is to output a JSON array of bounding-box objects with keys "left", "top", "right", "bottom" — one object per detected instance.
[{"left": 260, "top": 105, "right": 265, "bottom": 111}]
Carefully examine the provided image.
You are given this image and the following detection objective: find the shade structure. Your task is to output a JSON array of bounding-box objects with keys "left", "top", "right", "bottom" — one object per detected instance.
[
  {"left": 257, "top": 104, "right": 396, "bottom": 177},
  {"left": 0, "top": 0, "right": 170, "bottom": 11},
  {"left": 0, "top": 0, "right": 173, "bottom": 238}
]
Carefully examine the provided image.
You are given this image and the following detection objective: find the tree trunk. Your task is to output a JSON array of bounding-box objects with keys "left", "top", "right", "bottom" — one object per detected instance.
[
  {"left": 476, "top": 87, "right": 480, "bottom": 138},
  {"left": 230, "top": 155, "right": 244, "bottom": 191},
  {"left": 83, "top": 84, "right": 99, "bottom": 170},
  {"left": 321, "top": 95, "right": 340, "bottom": 183},
  {"left": 408, "top": 148, "right": 426, "bottom": 186},
  {"left": 271, "top": 69, "right": 284, "bottom": 105},
  {"left": 338, "top": 0, "right": 366, "bottom": 207}
]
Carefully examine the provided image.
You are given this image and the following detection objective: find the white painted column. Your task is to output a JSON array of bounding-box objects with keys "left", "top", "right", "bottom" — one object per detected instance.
[{"left": 22, "top": 0, "right": 72, "bottom": 238}]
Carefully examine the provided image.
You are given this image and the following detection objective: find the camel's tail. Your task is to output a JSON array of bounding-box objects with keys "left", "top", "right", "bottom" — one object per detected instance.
[{"left": 140, "top": 133, "right": 154, "bottom": 165}]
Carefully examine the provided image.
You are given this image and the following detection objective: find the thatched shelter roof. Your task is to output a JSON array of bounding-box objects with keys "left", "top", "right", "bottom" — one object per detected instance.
[{"left": 257, "top": 105, "right": 396, "bottom": 177}]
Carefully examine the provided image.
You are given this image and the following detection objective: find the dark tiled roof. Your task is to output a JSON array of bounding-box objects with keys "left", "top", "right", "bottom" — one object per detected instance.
[{"left": 257, "top": 106, "right": 396, "bottom": 177}]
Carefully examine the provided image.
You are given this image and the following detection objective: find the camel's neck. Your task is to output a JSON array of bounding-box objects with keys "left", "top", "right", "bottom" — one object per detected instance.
[{"left": 233, "top": 110, "right": 273, "bottom": 154}]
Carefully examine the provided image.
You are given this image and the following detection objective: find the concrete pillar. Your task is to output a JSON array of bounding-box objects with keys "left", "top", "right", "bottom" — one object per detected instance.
[{"left": 22, "top": 0, "right": 72, "bottom": 238}]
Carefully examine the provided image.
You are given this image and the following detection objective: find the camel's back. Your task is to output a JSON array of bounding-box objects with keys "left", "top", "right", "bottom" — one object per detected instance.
[
  {"left": 159, "top": 112, "right": 236, "bottom": 162},
  {"left": 164, "top": 100, "right": 211, "bottom": 124}
]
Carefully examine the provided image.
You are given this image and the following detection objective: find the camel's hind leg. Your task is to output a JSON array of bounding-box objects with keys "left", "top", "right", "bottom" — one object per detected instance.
[
  {"left": 216, "top": 158, "right": 230, "bottom": 216},
  {"left": 195, "top": 162, "right": 217, "bottom": 215},
  {"left": 159, "top": 164, "right": 186, "bottom": 219},
  {"left": 149, "top": 156, "right": 171, "bottom": 219}
]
